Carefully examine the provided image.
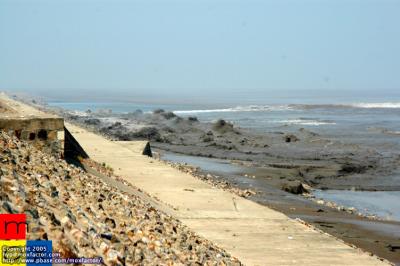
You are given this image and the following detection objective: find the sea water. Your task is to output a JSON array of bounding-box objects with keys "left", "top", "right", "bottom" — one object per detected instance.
[
  {"left": 49, "top": 97, "right": 400, "bottom": 150},
  {"left": 313, "top": 190, "right": 400, "bottom": 221}
]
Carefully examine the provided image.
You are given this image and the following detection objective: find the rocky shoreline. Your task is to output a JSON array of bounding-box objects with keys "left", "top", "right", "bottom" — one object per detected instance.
[
  {"left": 11, "top": 96, "right": 400, "bottom": 264},
  {"left": 37, "top": 104, "right": 400, "bottom": 192},
  {"left": 0, "top": 131, "right": 241, "bottom": 265}
]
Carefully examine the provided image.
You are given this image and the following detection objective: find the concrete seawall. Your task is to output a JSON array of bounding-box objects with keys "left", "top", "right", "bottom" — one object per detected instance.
[
  {"left": 0, "top": 93, "right": 64, "bottom": 155},
  {"left": 66, "top": 122, "right": 390, "bottom": 266}
]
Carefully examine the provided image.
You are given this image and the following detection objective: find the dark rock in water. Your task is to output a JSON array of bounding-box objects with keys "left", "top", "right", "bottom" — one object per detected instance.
[
  {"left": 132, "top": 127, "right": 161, "bottom": 141},
  {"left": 188, "top": 116, "right": 198, "bottom": 122},
  {"left": 281, "top": 180, "right": 308, "bottom": 194},
  {"left": 339, "top": 163, "right": 367, "bottom": 174},
  {"left": 160, "top": 112, "right": 176, "bottom": 119},
  {"left": 153, "top": 109, "right": 165, "bottom": 114},
  {"left": 133, "top": 109, "right": 143, "bottom": 115},
  {"left": 284, "top": 134, "right": 299, "bottom": 143},
  {"left": 84, "top": 118, "right": 101, "bottom": 126},
  {"left": 125, "top": 109, "right": 143, "bottom": 117},
  {"left": 213, "top": 119, "right": 238, "bottom": 134},
  {"left": 174, "top": 117, "right": 184, "bottom": 123},
  {"left": 104, "top": 122, "right": 124, "bottom": 131},
  {"left": 214, "top": 119, "right": 228, "bottom": 128}
]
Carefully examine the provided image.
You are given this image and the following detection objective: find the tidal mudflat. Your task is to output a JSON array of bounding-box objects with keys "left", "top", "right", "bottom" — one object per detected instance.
[{"left": 159, "top": 150, "right": 400, "bottom": 264}]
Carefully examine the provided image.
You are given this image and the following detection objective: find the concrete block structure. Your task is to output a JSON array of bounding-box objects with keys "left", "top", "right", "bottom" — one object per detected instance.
[{"left": 0, "top": 93, "right": 64, "bottom": 155}]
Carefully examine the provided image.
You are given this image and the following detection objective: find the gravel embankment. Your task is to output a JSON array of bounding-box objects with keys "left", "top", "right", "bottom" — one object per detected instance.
[{"left": 0, "top": 132, "right": 241, "bottom": 265}]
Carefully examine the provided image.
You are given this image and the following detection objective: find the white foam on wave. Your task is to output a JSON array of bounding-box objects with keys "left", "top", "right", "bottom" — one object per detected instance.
[
  {"left": 171, "top": 102, "right": 400, "bottom": 115},
  {"left": 173, "top": 105, "right": 293, "bottom": 114},
  {"left": 69, "top": 110, "right": 89, "bottom": 117},
  {"left": 275, "top": 119, "right": 336, "bottom": 126},
  {"left": 290, "top": 102, "right": 400, "bottom": 110},
  {"left": 385, "top": 130, "right": 400, "bottom": 135},
  {"left": 350, "top": 102, "right": 400, "bottom": 109}
]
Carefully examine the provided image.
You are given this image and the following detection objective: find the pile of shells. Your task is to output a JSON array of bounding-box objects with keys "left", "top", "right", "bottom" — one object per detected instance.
[{"left": 0, "top": 132, "right": 241, "bottom": 265}]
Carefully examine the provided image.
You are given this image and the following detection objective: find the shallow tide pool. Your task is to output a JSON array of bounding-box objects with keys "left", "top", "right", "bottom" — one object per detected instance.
[
  {"left": 160, "top": 152, "right": 243, "bottom": 174},
  {"left": 313, "top": 190, "right": 400, "bottom": 221},
  {"left": 161, "top": 151, "right": 400, "bottom": 222}
]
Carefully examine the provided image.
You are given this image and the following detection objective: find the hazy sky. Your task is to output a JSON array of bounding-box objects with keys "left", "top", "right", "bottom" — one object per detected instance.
[{"left": 1, "top": 0, "right": 399, "bottom": 100}]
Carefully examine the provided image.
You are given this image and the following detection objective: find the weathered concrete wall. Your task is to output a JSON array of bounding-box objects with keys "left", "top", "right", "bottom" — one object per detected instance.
[
  {"left": 0, "top": 117, "right": 64, "bottom": 132},
  {"left": 1, "top": 125, "right": 64, "bottom": 155},
  {"left": 0, "top": 94, "right": 64, "bottom": 155}
]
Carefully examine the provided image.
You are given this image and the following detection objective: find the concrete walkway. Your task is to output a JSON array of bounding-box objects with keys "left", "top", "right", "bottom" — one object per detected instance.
[{"left": 66, "top": 123, "right": 389, "bottom": 266}]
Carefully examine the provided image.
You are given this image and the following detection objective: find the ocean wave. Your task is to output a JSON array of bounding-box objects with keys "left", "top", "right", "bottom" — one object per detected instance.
[
  {"left": 173, "top": 105, "right": 293, "bottom": 114},
  {"left": 291, "top": 102, "right": 400, "bottom": 110},
  {"left": 288, "top": 104, "right": 350, "bottom": 110},
  {"left": 274, "top": 119, "right": 336, "bottom": 126},
  {"left": 350, "top": 102, "right": 400, "bottom": 109},
  {"left": 173, "top": 102, "right": 400, "bottom": 115}
]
